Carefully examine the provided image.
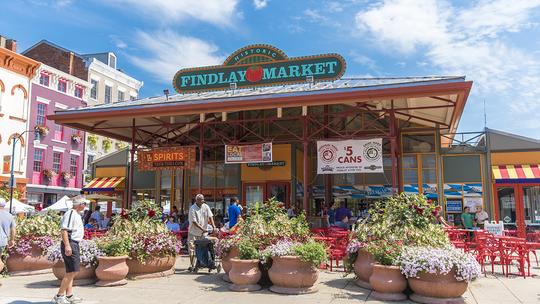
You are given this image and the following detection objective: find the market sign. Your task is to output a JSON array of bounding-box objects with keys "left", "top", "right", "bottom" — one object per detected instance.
[
  {"left": 138, "top": 146, "right": 196, "bottom": 171},
  {"left": 316, "top": 139, "right": 383, "bottom": 174},
  {"left": 246, "top": 161, "right": 285, "bottom": 167},
  {"left": 225, "top": 143, "right": 272, "bottom": 164},
  {"left": 173, "top": 44, "right": 346, "bottom": 93}
]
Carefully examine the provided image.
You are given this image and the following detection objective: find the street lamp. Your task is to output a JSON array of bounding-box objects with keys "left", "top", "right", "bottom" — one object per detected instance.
[{"left": 9, "top": 129, "right": 38, "bottom": 214}]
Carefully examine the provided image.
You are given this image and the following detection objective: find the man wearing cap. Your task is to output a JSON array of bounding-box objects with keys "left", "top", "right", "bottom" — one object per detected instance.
[
  {"left": 0, "top": 198, "right": 16, "bottom": 280},
  {"left": 53, "top": 197, "right": 86, "bottom": 304},
  {"left": 188, "top": 194, "right": 215, "bottom": 270}
]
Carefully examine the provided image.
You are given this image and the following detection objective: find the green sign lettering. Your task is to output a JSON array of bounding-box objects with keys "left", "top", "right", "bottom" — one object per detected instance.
[{"left": 173, "top": 44, "right": 346, "bottom": 94}]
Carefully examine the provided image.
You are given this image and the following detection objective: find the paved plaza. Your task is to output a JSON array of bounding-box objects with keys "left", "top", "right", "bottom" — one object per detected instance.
[{"left": 0, "top": 256, "right": 539, "bottom": 304}]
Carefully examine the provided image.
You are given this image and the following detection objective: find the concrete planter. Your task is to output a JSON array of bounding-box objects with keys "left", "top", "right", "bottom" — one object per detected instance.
[
  {"left": 95, "top": 256, "right": 129, "bottom": 287},
  {"left": 6, "top": 245, "right": 53, "bottom": 276},
  {"left": 353, "top": 249, "right": 374, "bottom": 289},
  {"left": 221, "top": 246, "right": 239, "bottom": 283},
  {"left": 52, "top": 261, "right": 96, "bottom": 286},
  {"left": 369, "top": 264, "right": 407, "bottom": 301},
  {"left": 228, "top": 259, "right": 262, "bottom": 292},
  {"left": 126, "top": 255, "right": 176, "bottom": 280},
  {"left": 268, "top": 256, "right": 319, "bottom": 294},
  {"left": 408, "top": 270, "right": 468, "bottom": 304}
]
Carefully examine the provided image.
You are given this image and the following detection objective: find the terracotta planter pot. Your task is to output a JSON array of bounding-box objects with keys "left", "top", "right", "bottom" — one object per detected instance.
[
  {"left": 228, "top": 259, "right": 262, "bottom": 292},
  {"left": 95, "top": 256, "right": 129, "bottom": 287},
  {"left": 268, "top": 256, "right": 319, "bottom": 294},
  {"left": 221, "top": 246, "right": 239, "bottom": 283},
  {"left": 6, "top": 245, "right": 53, "bottom": 276},
  {"left": 52, "top": 261, "right": 96, "bottom": 286},
  {"left": 408, "top": 270, "right": 468, "bottom": 304},
  {"left": 126, "top": 255, "right": 176, "bottom": 279},
  {"left": 369, "top": 264, "right": 407, "bottom": 301},
  {"left": 353, "top": 250, "right": 375, "bottom": 289}
]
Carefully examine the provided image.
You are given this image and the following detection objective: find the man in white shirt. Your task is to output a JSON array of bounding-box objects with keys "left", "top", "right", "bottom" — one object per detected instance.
[
  {"left": 188, "top": 194, "right": 215, "bottom": 270},
  {"left": 475, "top": 206, "right": 489, "bottom": 228},
  {"left": 53, "top": 197, "right": 86, "bottom": 304}
]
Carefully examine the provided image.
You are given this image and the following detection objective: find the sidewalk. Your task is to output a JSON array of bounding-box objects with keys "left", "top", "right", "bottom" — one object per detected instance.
[{"left": 0, "top": 256, "right": 538, "bottom": 304}]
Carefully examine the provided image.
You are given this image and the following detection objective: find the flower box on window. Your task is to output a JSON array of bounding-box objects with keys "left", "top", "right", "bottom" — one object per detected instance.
[
  {"left": 42, "top": 169, "right": 56, "bottom": 179},
  {"left": 34, "top": 125, "right": 49, "bottom": 137},
  {"left": 60, "top": 171, "right": 72, "bottom": 181},
  {"left": 71, "top": 134, "right": 82, "bottom": 144}
]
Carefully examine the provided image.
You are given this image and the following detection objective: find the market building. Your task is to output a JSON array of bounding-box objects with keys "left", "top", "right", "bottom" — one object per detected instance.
[
  {"left": 49, "top": 44, "right": 539, "bottom": 236},
  {"left": 0, "top": 36, "right": 40, "bottom": 198}
]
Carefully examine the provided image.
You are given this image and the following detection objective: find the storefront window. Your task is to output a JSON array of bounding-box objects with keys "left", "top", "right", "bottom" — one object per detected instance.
[
  {"left": 421, "top": 154, "right": 437, "bottom": 184},
  {"left": 403, "top": 155, "right": 418, "bottom": 184},
  {"left": 160, "top": 170, "right": 172, "bottom": 207},
  {"left": 497, "top": 187, "right": 516, "bottom": 225},
  {"left": 403, "top": 134, "right": 435, "bottom": 153},
  {"left": 523, "top": 186, "right": 540, "bottom": 226}
]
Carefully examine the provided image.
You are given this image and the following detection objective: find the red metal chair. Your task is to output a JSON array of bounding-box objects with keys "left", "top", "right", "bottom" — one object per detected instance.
[{"left": 500, "top": 238, "right": 531, "bottom": 278}]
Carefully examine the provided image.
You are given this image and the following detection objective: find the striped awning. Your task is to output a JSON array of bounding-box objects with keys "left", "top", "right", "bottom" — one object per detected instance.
[
  {"left": 492, "top": 165, "right": 540, "bottom": 183},
  {"left": 82, "top": 177, "right": 125, "bottom": 192}
]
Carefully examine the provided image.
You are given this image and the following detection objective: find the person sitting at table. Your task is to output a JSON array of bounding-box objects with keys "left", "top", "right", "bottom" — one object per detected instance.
[
  {"left": 84, "top": 218, "right": 97, "bottom": 229},
  {"left": 166, "top": 216, "right": 180, "bottom": 232},
  {"left": 461, "top": 207, "right": 475, "bottom": 229},
  {"left": 178, "top": 214, "right": 189, "bottom": 231},
  {"left": 335, "top": 201, "right": 353, "bottom": 229}
]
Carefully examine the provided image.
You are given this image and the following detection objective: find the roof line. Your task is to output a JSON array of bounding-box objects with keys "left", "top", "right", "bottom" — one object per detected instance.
[
  {"left": 486, "top": 128, "right": 540, "bottom": 143},
  {"left": 22, "top": 39, "right": 85, "bottom": 58}
]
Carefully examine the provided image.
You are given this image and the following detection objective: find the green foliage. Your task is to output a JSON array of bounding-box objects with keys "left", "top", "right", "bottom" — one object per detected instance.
[
  {"left": 293, "top": 240, "right": 328, "bottom": 267},
  {"left": 97, "top": 237, "right": 132, "bottom": 257},
  {"left": 102, "top": 138, "right": 112, "bottom": 152},
  {"left": 238, "top": 239, "right": 260, "bottom": 260},
  {"left": 16, "top": 211, "right": 61, "bottom": 239},
  {"left": 237, "top": 198, "right": 311, "bottom": 251},
  {"left": 88, "top": 134, "right": 98, "bottom": 149},
  {"left": 0, "top": 184, "right": 21, "bottom": 200},
  {"left": 356, "top": 194, "right": 449, "bottom": 266}
]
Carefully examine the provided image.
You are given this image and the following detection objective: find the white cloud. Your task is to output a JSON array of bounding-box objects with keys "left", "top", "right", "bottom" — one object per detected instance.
[
  {"left": 128, "top": 31, "right": 224, "bottom": 83},
  {"left": 253, "top": 0, "right": 268, "bottom": 9},
  {"left": 355, "top": 0, "right": 540, "bottom": 134},
  {"left": 102, "top": 0, "right": 240, "bottom": 26}
]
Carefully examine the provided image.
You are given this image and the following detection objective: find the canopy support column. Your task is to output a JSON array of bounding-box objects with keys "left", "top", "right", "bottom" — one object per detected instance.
[
  {"left": 389, "top": 107, "right": 398, "bottom": 194},
  {"left": 323, "top": 105, "right": 332, "bottom": 209},
  {"left": 127, "top": 118, "right": 136, "bottom": 209},
  {"left": 198, "top": 122, "right": 204, "bottom": 193},
  {"left": 302, "top": 112, "right": 309, "bottom": 215}
]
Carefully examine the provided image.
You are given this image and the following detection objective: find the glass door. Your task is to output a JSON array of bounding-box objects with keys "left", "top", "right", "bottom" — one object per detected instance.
[
  {"left": 522, "top": 186, "right": 540, "bottom": 230},
  {"left": 244, "top": 183, "right": 265, "bottom": 210},
  {"left": 497, "top": 187, "right": 517, "bottom": 228},
  {"left": 266, "top": 182, "right": 290, "bottom": 207}
]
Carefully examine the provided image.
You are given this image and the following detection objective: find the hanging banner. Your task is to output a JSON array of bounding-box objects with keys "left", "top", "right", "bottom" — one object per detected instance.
[
  {"left": 317, "top": 139, "right": 383, "bottom": 174},
  {"left": 137, "top": 146, "right": 196, "bottom": 171},
  {"left": 225, "top": 143, "right": 272, "bottom": 164}
]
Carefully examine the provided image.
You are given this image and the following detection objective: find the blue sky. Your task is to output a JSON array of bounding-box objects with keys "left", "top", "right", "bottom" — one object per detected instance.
[{"left": 2, "top": 0, "right": 540, "bottom": 138}]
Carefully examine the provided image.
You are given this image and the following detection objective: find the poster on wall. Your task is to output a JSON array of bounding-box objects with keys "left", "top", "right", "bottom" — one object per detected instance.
[
  {"left": 225, "top": 143, "right": 272, "bottom": 164},
  {"left": 138, "top": 146, "right": 196, "bottom": 171},
  {"left": 446, "top": 200, "right": 463, "bottom": 213},
  {"left": 463, "top": 197, "right": 483, "bottom": 211},
  {"left": 317, "top": 139, "right": 383, "bottom": 174}
]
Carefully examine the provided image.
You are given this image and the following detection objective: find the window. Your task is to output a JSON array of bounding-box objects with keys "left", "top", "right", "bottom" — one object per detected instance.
[
  {"left": 33, "top": 149, "right": 44, "bottom": 172},
  {"left": 54, "top": 124, "right": 63, "bottom": 141},
  {"left": 74, "top": 86, "right": 83, "bottom": 98},
  {"left": 402, "top": 155, "right": 418, "bottom": 184},
  {"left": 3, "top": 155, "right": 11, "bottom": 173},
  {"left": 39, "top": 73, "right": 50, "bottom": 87},
  {"left": 130, "top": 95, "right": 137, "bottom": 101},
  {"left": 36, "top": 103, "right": 47, "bottom": 125},
  {"left": 70, "top": 155, "right": 79, "bottom": 179},
  {"left": 57, "top": 79, "right": 67, "bottom": 93},
  {"left": 117, "top": 90, "right": 124, "bottom": 102},
  {"left": 109, "top": 54, "right": 116, "bottom": 69},
  {"left": 52, "top": 152, "right": 62, "bottom": 174},
  {"left": 104, "top": 85, "right": 112, "bottom": 103},
  {"left": 90, "top": 79, "right": 98, "bottom": 99},
  {"left": 87, "top": 154, "right": 94, "bottom": 166}
]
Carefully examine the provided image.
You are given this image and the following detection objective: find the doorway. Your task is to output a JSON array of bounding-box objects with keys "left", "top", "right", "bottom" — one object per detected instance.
[
  {"left": 494, "top": 184, "right": 540, "bottom": 237},
  {"left": 242, "top": 181, "right": 290, "bottom": 209}
]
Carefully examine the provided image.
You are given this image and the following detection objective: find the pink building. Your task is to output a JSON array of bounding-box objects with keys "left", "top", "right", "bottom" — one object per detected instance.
[{"left": 25, "top": 63, "right": 90, "bottom": 207}]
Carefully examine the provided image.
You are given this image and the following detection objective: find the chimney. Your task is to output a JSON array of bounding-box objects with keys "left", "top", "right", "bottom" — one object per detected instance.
[
  {"left": 0, "top": 36, "right": 6, "bottom": 48},
  {"left": 69, "top": 51, "right": 74, "bottom": 75},
  {"left": 6, "top": 39, "right": 17, "bottom": 52}
]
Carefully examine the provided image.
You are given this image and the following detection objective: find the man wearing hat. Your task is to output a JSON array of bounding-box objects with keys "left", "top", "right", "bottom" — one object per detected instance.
[
  {"left": 188, "top": 194, "right": 215, "bottom": 270},
  {"left": 0, "top": 199, "right": 16, "bottom": 270},
  {"left": 53, "top": 197, "right": 86, "bottom": 304}
]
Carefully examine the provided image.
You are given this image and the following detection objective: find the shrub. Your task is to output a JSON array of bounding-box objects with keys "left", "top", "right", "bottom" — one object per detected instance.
[
  {"left": 47, "top": 240, "right": 104, "bottom": 266},
  {"left": 293, "top": 240, "right": 328, "bottom": 267},
  {"left": 97, "top": 237, "right": 132, "bottom": 257},
  {"left": 238, "top": 239, "right": 260, "bottom": 260}
]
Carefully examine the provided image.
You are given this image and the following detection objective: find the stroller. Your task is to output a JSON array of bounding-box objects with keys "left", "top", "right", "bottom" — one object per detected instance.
[{"left": 190, "top": 237, "right": 221, "bottom": 273}]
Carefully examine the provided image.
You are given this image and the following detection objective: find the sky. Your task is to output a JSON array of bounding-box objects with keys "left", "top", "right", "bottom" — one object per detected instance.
[{"left": 2, "top": 0, "right": 540, "bottom": 139}]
